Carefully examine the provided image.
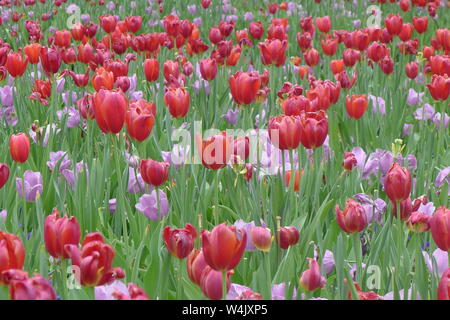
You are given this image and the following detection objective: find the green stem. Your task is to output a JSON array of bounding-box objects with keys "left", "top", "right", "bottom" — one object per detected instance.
[
  {"left": 222, "top": 270, "right": 227, "bottom": 300},
  {"left": 352, "top": 233, "right": 363, "bottom": 285},
  {"left": 263, "top": 251, "right": 272, "bottom": 299}
]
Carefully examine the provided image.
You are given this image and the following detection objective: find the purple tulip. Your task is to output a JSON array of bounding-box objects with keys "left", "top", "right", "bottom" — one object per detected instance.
[
  {"left": 221, "top": 108, "right": 239, "bottom": 125},
  {"left": 95, "top": 280, "right": 128, "bottom": 300},
  {"left": 136, "top": 190, "right": 169, "bottom": 221},
  {"left": 406, "top": 88, "right": 424, "bottom": 106},
  {"left": 16, "top": 171, "right": 43, "bottom": 202},
  {"left": 0, "top": 209, "right": 6, "bottom": 222},
  {"left": 423, "top": 248, "right": 448, "bottom": 277},
  {"left": 127, "top": 167, "right": 146, "bottom": 194},
  {"left": 47, "top": 151, "right": 71, "bottom": 172},
  {"left": 0, "top": 85, "right": 14, "bottom": 107},
  {"left": 109, "top": 199, "right": 116, "bottom": 214},
  {"left": 272, "top": 283, "right": 297, "bottom": 300}
]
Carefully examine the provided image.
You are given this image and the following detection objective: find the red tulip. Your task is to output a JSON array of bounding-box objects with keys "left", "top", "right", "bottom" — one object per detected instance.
[
  {"left": 99, "top": 15, "right": 117, "bottom": 33},
  {"left": 179, "top": 20, "right": 193, "bottom": 38},
  {"left": 399, "top": 0, "right": 409, "bottom": 11},
  {"left": 125, "top": 99, "right": 156, "bottom": 142},
  {"left": 77, "top": 94, "right": 96, "bottom": 120},
  {"left": 245, "top": 163, "right": 253, "bottom": 182},
  {"left": 342, "top": 48, "right": 360, "bottom": 67},
  {"left": 164, "top": 87, "right": 190, "bottom": 118},
  {"left": 93, "top": 89, "right": 128, "bottom": 134},
  {"left": 299, "top": 258, "right": 326, "bottom": 291},
  {"left": 438, "top": 268, "right": 450, "bottom": 300},
  {"left": 276, "top": 226, "right": 300, "bottom": 249},
  {"left": 200, "top": 58, "right": 218, "bottom": 81},
  {"left": 379, "top": 55, "right": 394, "bottom": 75},
  {"left": 9, "top": 133, "right": 30, "bottom": 163},
  {"left": 303, "top": 48, "right": 320, "bottom": 67},
  {"left": 200, "top": 266, "right": 233, "bottom": 300},
  {"left": 201, "top": 0, "right": 211, "bottom": 8},
  {"left": 91, "top": 67, "right": 115, "bottom": 92},
  {"left": 297, "top": 32, "right": 312, "bottom": 51},
  {"left": 286, "top": 170, "right": 303, "bottom": 191},
  {"left": 352, "top": 30, "right": 370, "bottom": 50},
  {"left": 65, "top": 232, "right": 125, "bottom": 286},
  {"left": 39, "top": 46, "right": 62, "bottom": 75},
  {"left": 229, "top": 71, "right": 261, "bottom": 105},
  {"left": 0, "top": 231, "right": 25, "bottom": 284},
  {"left": 54, "top": 30, "right": 71, "bottom": 48},
  {"left": 268, "top": 114, "right": 302, "bottom": 150},
  {"left": 391, "top": 197, "right": 413, "bottom": 221},
  {"left": 335, "top": 199, "right": 368, "bottom": 233},
  {"left": 259, "top": 39, "right": 288, "bottom": 67},
  {"left": 139, "top": 158, "right": 170, "bottom": 187},
  {"left": 281, "top": 95, "right": 311, "bottom": 116},
  {"left": 384, "top": 162, "right": 412, "bottom": 203},
  {"left": 9, "top": 275, "right": 56, "bottom": 300},
  {"left": 299, "top": 110, "right": 328, "bottom": 149},
  {"left": 143, "top": 58, "right": 159, "bottom": 82},
  {"left": 163, "top": 224, "right": 197, "bottom": 259},
  {"left": 347, "top": 281, "right": 383, "bottom": 300},
  {"left": 330, "top": 59, "right": 344, "bottom": 74},
  {"left": 77, "top": 43, "right": 95, "bottom": 64},
  {"left": 249, "top": 21, "right": 264, "bottom": 40},
  {"left": 233, "top": 136, "right": 250, "bottom": 163},
  {"left": 209, "top": 27, "right": 223, "bottom": 44},
  {"left": 187, "top": 249, "right": 209, "bottom": 286},
  {"left": 24, "top": 43, "right": 40, "bottom": 64},
  {"left": 196, "top": 131, "right": 233, "bottom": 170},
  {"left": 384, "top": 14, "right": 403, "bottom": 35},
  {"left": 0, "top": 163, "right": 9, "bottom": 189},
  {"left": 405, "top": 61, "right": 418, "bottom": 79},
  {"left": 426, "top": 75, "right": 450, "bottom": 101},
  {"left": 316, "top": 16, "right": 331, "bottom": 33},
  {"left": 71, "top": 22, "right": 85, "bottom": 41},
  {"left": 343, "top": 152, "right": 357, "bottom": 171},
  {"left": 250, "top": 226, "right": 272, "bottom": 252},
  {"left": 44, "top": 208, "right": 81, "bottom": 259},
  {"left": 398, "top": 23, "right": 413, "bottom": 42},
  {"left": 5, "top": 51, "right": 28, "bottom": 77},
  {"left": 407, "top": 211, "right": 431, "bottom": 233},
  {"left": 201, "top": 223, "right": 246, "bottom": 271},
  {"left": 345, "top": 94, "right": 368, "bottom": 119},
  {"left": 125, "top": 16, "right": 142, "bottom": 34},
  {"left": 412, "top": 16, "right": 428, "bottom": 34},
  {"left": 430, "top": 206, "right": 450, "bottom": 251},
  {"left": 321, "top": 36, "right": 338, "bottom": 56},
  {"left": 367, "top": 43, "right": 388, "bottom": 62}
]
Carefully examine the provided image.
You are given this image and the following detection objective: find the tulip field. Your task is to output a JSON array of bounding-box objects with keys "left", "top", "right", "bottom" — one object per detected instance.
[{"left": 0, "top": 0, "right": 449, "bottom": 302}]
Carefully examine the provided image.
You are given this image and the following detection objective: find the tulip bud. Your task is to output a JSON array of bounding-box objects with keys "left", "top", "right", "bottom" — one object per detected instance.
[
  {"left": 9, "top": 133, "right": 30, "bottom": 163},
  {"left": 299, "top": 258, "right": 326, "bottom": 291},
  {"left": 316, "top": 16, "right": 331, "bottom": 33},
  {"left": 250, "top": 226, "right": 272, "bottom": 252},
  {"left": 139, "top": 158, "right": 170, "bottom": 187},
  {"left": 200, "top": 266, "right": 233, "bottom": 300},
  {"left": 345, "top": 94, "right": 368, "bottom": 120},
  {"left": 143, "top": 58, "right": 159, "bottom": 82},
  {"left": 245, "top": 163, "right": 253, "bottom": 182},
  {"left": 268, "top": 115, "right": 302, "bottom": 150},
  {"left": 299, "top": 110, "right": 328, "bottom": 149},
  {"left": 200, "top": 58, "right": 218, "bottom": 81},
  {"left": 391, "top": 197, "right": 412, "bottom": 221},
  {"left": 164, "top": 87, "right": 190, "bottom": 118},
  {"left": 196, "top": 132, "right": 233, "bottom": 170},
  {"left": 163, "top": 224, "right": 197, "bottom": 259},
  {"left": 229, "top": 71, "right": 261, "bottom": 106},
  {"left": 276, "top": 226, "right": 300, "bottom": 249},
  {"left": 0, "top": 163, "right": 10, "bottom": 189},
  {"left": 187, "top": 249, "right": 209, "bottom": 286},
  {"left": 342, "top": 152, "right": 357, "bottom": 171},
  {"left": 335, "top": 199, "right": 368, "bottom": 234},
  {"left": 430, "top": 206, "right": 450, "bottom": 251},
  {"left": 384, "top": 162, "right": 412, "bottom": 203},
  {"left": 405, "top": 61, "right": 418, "bottom": 79},
  {"left": 93, "top": 89, "right": 128, "bottom": 134}
]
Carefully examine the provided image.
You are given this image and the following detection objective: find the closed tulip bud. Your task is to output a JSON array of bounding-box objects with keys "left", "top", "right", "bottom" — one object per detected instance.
[
  {"left": 438, "top": 268, "right": 450, "bottom": 300},
  {"left": 139, "top": 158, "right": 170, "bottom": 187},
  {"left": 91, "top": 67, "right": 115, "bottom": 91},
  {"left": 200, "top": 266, "right": 233, "bottom": 300},
  {"left": 93, "top": 89, "right": 128, "bottom": 134},
  {"left": 335, "top": 199, "right": 368, "bottom": 234},
  {"left": 39, "top": 46, "right": 61, "bottom": 76},
  {"left": 99, "top": 15, "right": 117, "bottom": 33},
  {"left": 0, "top": 163, "right": 10, "bottom": 189},
  {"left": 6, "top": 51, "right": 28, "bottom": 77},
  {"left": 286, "top": 170, "right": 303, "bottom": 192},
  {"left": 9, "top": 275, "right": 57, "bottom": 300},
  {"left": 407, "top": 211, "right": 431, "bottom": 233},
  {"left": 259, "top": 39, "right": 288, "bottom": 67},
  {"left": 430, "top": 206, "right": 450, "bottom": 251},
  {"left": 342, "top": 152, "right": 357, "bottom": 171},
  {"left": 249, "top": 21, "right": 264, "bottom": 40},
  {"left": 201, "top": 223, "right": 246, "bottom": 271},
  {"left": 196, "top": 132, "right": 233, "bottom": 170},
  {"left": 299, "top": 258, "right": 326, "bottom": 291},
  {"left": 392, "top": 197, "right": 413, "bottom": 221},
  {"left": 400, "top": 0, "right": 409, "bottom": 11},
  {"left": 143, "top": 58, "right": 159, "bottom": 82},
  {"left": 229, "top": 71, "right": 261, "bottom": 105},
  {"left": 342, "top": 48, "right": 360, "bottom": 67},
  {"left": 276, "top": 226, "right": 300, "bottom": 249},
  {"left": 164, "top": 87, "right": 190, "bottom": 118},
  {"left": 345, "top": 94, "right": 368, "bottom": 119},
  {"left": 209, "top": 27, "right": 224, "bottom": 44},
  {"left": 412, "top": 17, "right": 428, "bottom": 34},
  {"left": 187, "top": 249, "right": 209, "bottom": 286},
  {"left": 385, "top": 14, "right": 403, "bottom": 35},
  {"left": 405, "top": 61, "right": 418, "bottom": 79},
  {"left": 65, "top": 232, "right": 125, "bottom": 286},
  {"left": 163, "top": 224, "right": 197, "bottom": 259},
  {"left": 299, "top": 110, "right": 328, "bottom": 149},
  {"left": 304, "top": 48, "right": 320, "bottom": 66},
  {"left": 200, "top": 58, "right": 218, "bottom": 81},
  {"left": 9, "top": 133, "right": 30, "bottom": 163},
  {"left": 330, "top": 59, "right": 344, "bottom": 74},
  {"left": 398, "top": 23, "right": 413, "bottom": 42},
  {"left": 24, "top": 43, "right": 40, "bottom": 64},
  {"left": 126, "top": 99, "right": 156, "bottom": 142},
  {"left": 316, "top": 16, "right": 331, "bottom": 33},
  {"left": 182, "top": 61, "right": 194, "bottom": 77},
  {"left": 250, "top": 227, "right": 272, "bottom": 252},
  {"left": 379, "top": 55, "right": 394, "bottom": 75},
  {"left": 44, "top": 208, "right": 81, "bottom": 259},
  {"left": 426, "top": 75, "right": 450, "bottom": 101},
  {"left": 0, "top": 231, "right": 26, "bottom": 284},
  {"left": 384, "top": 162, "right": 412, "bottom": 203}
]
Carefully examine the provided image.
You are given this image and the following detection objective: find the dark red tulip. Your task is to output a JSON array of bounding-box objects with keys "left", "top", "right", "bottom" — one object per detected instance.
[
  {"left": 233, "top": 136, "right": 250, "bottom": 163},
  {"left": 9, "top": 133, "right": 30, "bottom": 163},
  {"left": 430, "top": 206, "right": 450, "bottom": 251},
  {"left": 398, "top": 23, "right": 413, "bottom": 42},
  {"left": 412, "top": 17, "right": 428, "bottom": 34},
  {"left": 163, "top": 224, "right": 197, "bottom": 259},
  {"left": 200, "top": 58, "right": 218, "bottom": 81},
  {"left": 299, "top": 258, "right": 326, "bottom": 291},
  {"left": 0, "top": 231, "right": 26, "bottom": 284},
  {"left": 335, "top": 199, "right": 368, "bottom": 233},
  {"left": 209, "top": 27, "right": 224, "bottom": 44},
  {"left": 249, "top": 21, "right": 264, "bottom": 40},
  {"left": 321, "top": 36, "right": 338, "bottom": 56},
  {"left": 163, "top": 60, "right": 180, "bottom": 81},
  {"left": 93, "top": 89, "right": 128, "bottom": 134},
  {"left": 299, "top": 110, "right": 328, "bottom": 149},
  {"left": 164, "top": 87, "right": 190, "bottom": 118},
  {"left": 303, "top": 48, "right": 320, "bottom": 67},
  {"left": 392, "top": 197, "right": 413, "bottom": 221},
  {"left": 125, "top": 16, "right": 142, "bottom": 34},
  {"left": 367, "top": 43, "right": 388, "bottom": 62},
  {"left": 268, "top": 114, "right": 302, "bottom": 150},
  {"left": 379, "top": 55, "right": 394, "bottom": 75},
  {"left": 64, "top": 69, "right": 90, "bottom": 87},
  {"left": 61, "top": 48, "right": 77, "bottom": 64},
  {"left": 406, "top": 211, "right": 431, "bottom": 233},
  {"left": 140, "top": 158, "right": 170, "bottom": 187},
  {"left": 99, "top": 15, "right": 117, "bottom": 33},
  {"left": 39, "top": 46, "right": 61, "bottom": 75},
  {"left": 405, "top": 61, "right": 418, "bottom": 79},
  {"left": 125, "top": 99, "right": 156, "bottom": 142},
  {"left": 384, "top": 162, "right": 412, "bottom": 203},
  {"left": 0, "top": 163, "right": 9, "bottom": 189},
  {"left": 438, "top": 268, "right": 450, "bottom": 300},
  {"left": 343, "top": 152, "right": 357, "bottom": 171},
  {"left": 9, "top": 275, "right": 56, "bottom": 300},
  {"left": 281, "top": 95, "right": 311, "bottom": 116},
  {"left": 219, "top": 21, "right": 234, "bottom": 38},
  {"left": 229, "top": 71, "right": 261, "bottom": 105},
  {"left": 297, "top": 32, "right": 312, "bottom": 51},
  {"left": 276, "top": 226, "right": 300, "bottom": 249},
  {"left": 196, "top": 131, "right": 233, "bottom": 170},
  {"left": 201, "top": 223, "right": 246, "bottom": 271},
  {"left": 345, "top": 94, "right": 368, "bottom": 119}
]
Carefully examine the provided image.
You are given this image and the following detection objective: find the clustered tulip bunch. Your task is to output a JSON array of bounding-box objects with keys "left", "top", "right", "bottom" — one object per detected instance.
[{"left": 0, "top": 0, "right": 449, "bottom": 301}]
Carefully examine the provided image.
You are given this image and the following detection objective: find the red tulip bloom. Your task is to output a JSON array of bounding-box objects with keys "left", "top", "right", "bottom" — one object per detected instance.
[
  {"left": 345, "top": 94, "right": 368, "bottom": 119},
  {"left": 179, "top": 20, "right": 194, "bottom": 38},
  {"left": 44, "top": 208, "right": 81, "bottom": 259},
  {"left": 140, "top": 158, "right": 170, "bottom": 187},
  {"left": 126, "top": 99, "right": 156, "bottom": 142},
  {"left": 24, "top": 43, "right": 40, "bottom": 64},
  {"left": 77, "top": 94, "right": 95, "bottom": 120},
  {"left": 9, "top": 275, "right": 57, "bottom": 300},
  {"left": 77, "top": 43, "right": 95, "bottom": 64},
  {"left": 250, "top": 227, "right": 272, "bottom": 252},
  {"left": 412, "top": 16, "right": 428, "bottom": 34},
  {"left": 143, "top": 58, "right": 159, "bottom": 82},
  {"left": 99, "top": 15, "right": 117, "bottom": 33},
  {"left": 200, "top": 266, "right": 233, "bottom": 300},
  {"left": 303, "top": 48, "right": 320, "bottom": 67},
  {"left": 63, "top": 69, "right": 90, "bottom": 87},
  {"left": 39, "top": 46, "right": 62, "bottom": 76},
  {"left": 299, "top": 258, "right": 326, "bottom": 291},
  {"left": 91, "top": 67, "right": 114, "bottom": 91},
  {"left": 9, "top": 133, "right": 30, "bottom": 163},
  {"left": 343, "top": 152, "right": 357, "bottom": 171},
  {"left": 196, "top": 131, "right": 233, "bottom": 170},
  {"left": 65, "top": 232, "right": 125, "bottom": 287},
  {"left": 201, "top": 223, "right": 246, "bottom": 271},
  {"left": 163, "top": 60, "right": 180, "bottom": 82},
  {"left": 164, "top": 87, "right": 190, "bottom": 118},
  {"left": 71, "top": 22, "right": 85, "bottom": 41},
  {"left": 187, "top": 249, "right": 209, "bottom": 286},
  {"left": 125, "top": 16, "right": 142, "bottom": 34},
  {"left": 54, "top": 30, "right": 71, "bottom": 48},
  {"left": 259, "top": 39, "right": 288, "bottom": 67},
  {"left": 163, "top": 224, "right": 197, "bottom": 259},
  {"left": 391, "top": 197, "right": 413, "bottom": 221},
  {"left": 321, "top": 36, "right": 338, "bottom": 56},
  {"left": 276, "top": 226, "right": 300, "bottom": 249},
  {"left": 93, "top": 89, "right": 128, "bottom": 134},
  {"left": 268, "top": 114, "right": 302, "bottom": 150},
  {"left": 342, "top": 48, "right": 360, "bottom": 67},
  {"left": 5, "top": 51, "right": 28, "bottom": 77},
  {"left": 429, "top": 55, "right": 450, "bottom": 77},
  {"left": 249, "top": 21, "right": 264, "bottom": 40},
  {"left": 384, "top": 162, "right": 412, "bottom": 203},
  {"left": 407, "top": 211, "right": 431, "bottom": 233},
  {"left": 299, "top": 110, "right": 328, "bottom": 149},
  {"left": 384, "top": 14, "right": 403, "bottom": 35},
  {"left": 0, "top": 231, "right": 25, "bottom": 284},
  {"left": 316, "top": 16, "right": 331, "bottom": 33},
  {"left": 398, "top": 23, "right": 413, "bottom": 42},
  {"left": 233, "top": 136, "right": 250, "bottom": 163},
  {"left": 405, "top": 61, "right": 418, "bottom": 79},
  {"left": 430, "top": 206, "right": 450, "bottom": 252},
  {"left": 335, "top": 199, "right": 368, "bottom": 234},
  {"left": 229, "top": 71, "right": 261, "bottom": 105},
  {"left": 367, "top": 43, "right": 388, "bottom": 62},
  {"left": 200, "top": 58, "right": 218, "bottom": 81},
  {"left": 438, "top": 268, "right": 450, "bottom": 300},
  {"left": 330, "top": 59, "right": 344, "bottom": 74},
  {"left": 297, "top": 32, "right": 312, "bottom": 51},
  {"left": 0, "top": 163, "right": 9, "bottom": 189},
  {"left": 379, "top": 55, "right": 394, "bottom": 75},
  {"left": 426, "top": 75, "right": 450, "bottom": 101},
  {"left": 282, "top": 95, "right": 311, "bottom": 116}
]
